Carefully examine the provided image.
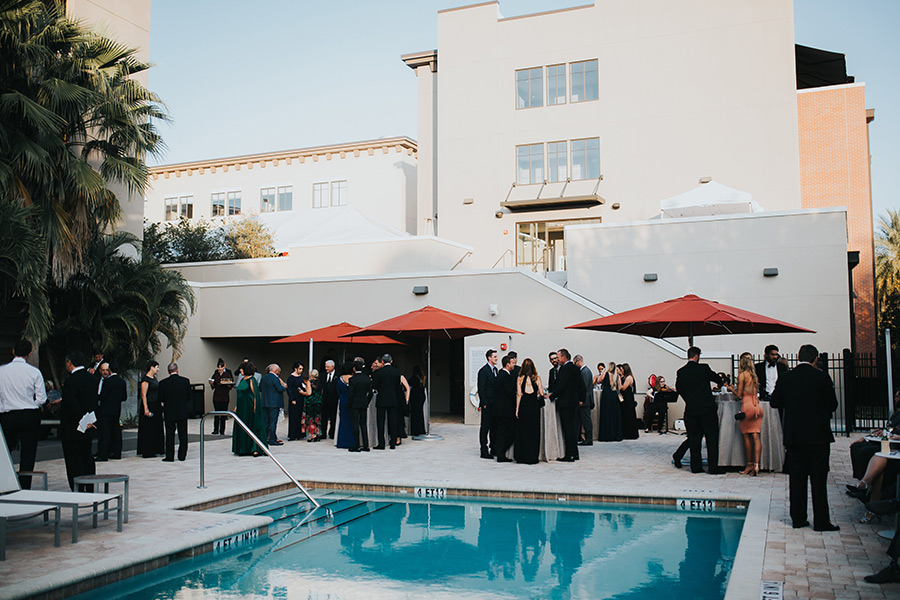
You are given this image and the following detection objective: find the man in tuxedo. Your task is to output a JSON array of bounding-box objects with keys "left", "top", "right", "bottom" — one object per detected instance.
[
  {"left": 508, "top": 351, "right": 520, "bottom": 379},
  {"left": 551, "top": 348, "right": 583, "bottom": 462},
  {"left": 60, "top": 351, "right": 97, "bottom": 490},
  {"left": 574, "top": 355, "right": 594, "bottom": 445},
  {"left": 547, "top": 352, "right": 560, "bottom": 394},
  {"left": 493, "top": 355, "right": 517, "bottom": 463},
  {"left": 756, "top": 344, "right": 787, "bottom": 402},
  {"left": 347, "top": 358, "right": 372, "bottom": 452},
  {"left": 371, "top": 354, "right": 409, "bottom": 450},
  {"left": 675, "top": 347, "right": 723, "bottom": 474},
  {"left": 95, "top": 361, "right": 126, "bottom": 461},
  {"left": 158, "top": 362, "right": 192, "bottom": 461},
  {"left": 87, "top": 349, "right": 105, "bottom": 378},
  {"left": 0, "top": 340, "right": 47, "bottom": 489},
  {"left": 260, "top": 364, "right": 287, "bottom": 446},
  {"left": 770, "top": 344, "right": 839, "bottom": 531},
  {"left": 321, "top": 360, "right": 339, "bottom": 439},
  {"left": 477, "top": 349, "right": 499, "bottom": 459}
]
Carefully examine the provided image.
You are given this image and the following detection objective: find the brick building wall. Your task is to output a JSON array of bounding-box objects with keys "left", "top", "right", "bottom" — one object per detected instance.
[{"left": 797, "top": 83, "right": 876, "bottom": 354}]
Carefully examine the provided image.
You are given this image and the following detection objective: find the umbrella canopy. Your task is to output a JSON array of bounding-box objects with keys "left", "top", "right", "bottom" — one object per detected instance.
[
  {"left": 344, "top": 306, "right": 523, "bottom": 340},
  {"left": 567, "top": 294, "right": 814, "bottom": 346},
  {"left": 271, "top": 322, "right": 403, "bottom": 346}
]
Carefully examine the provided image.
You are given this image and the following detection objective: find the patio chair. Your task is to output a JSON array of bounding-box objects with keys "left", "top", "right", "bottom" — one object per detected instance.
[
  {"left": 0, "top": 427, "right": 122, "bottom": 543},
  {"left": 0, "top": 502, "right": 61, "bottom": 560}
]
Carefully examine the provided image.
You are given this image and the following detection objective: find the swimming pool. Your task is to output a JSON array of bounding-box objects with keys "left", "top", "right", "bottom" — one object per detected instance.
[{"left": 74, "top": 490, "right": 745, "bottom": 599}]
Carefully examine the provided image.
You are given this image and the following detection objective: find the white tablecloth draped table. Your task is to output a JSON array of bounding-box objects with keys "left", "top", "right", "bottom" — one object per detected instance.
[{"left": 716, "top": 394, "right": 784, "bottom": 472}]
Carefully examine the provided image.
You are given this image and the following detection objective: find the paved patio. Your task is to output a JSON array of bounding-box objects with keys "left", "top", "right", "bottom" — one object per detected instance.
[{"left": 1, "top": 420, "right": 897, "bottom": 599}]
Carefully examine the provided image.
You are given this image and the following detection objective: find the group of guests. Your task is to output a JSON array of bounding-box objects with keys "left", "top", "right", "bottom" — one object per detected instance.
[
  {"left": 136, "top": 359, "right": 194, "bottom": 462},
  {"left": 214, "top": 354, "right": 428, "bottom": 456},
  {"left": 476, "top": 348, "right": 643, "bottom": 465}
]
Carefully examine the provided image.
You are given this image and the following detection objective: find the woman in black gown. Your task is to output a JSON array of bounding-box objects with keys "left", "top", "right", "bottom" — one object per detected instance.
[
  {"left": 514, "top": 358, "right": 543, "bottom": 465},
  {"left": 597, "top": 362, "right": 623, "bottom": 442},
  {"left": 408, "top": 365, "right": 427, "bottom": 436},
  {"left": 618, "top": 363, "right": 640, "bottom": 440},
  {"left": 136, "top": 360, "right": 164, "bottom": 458}
]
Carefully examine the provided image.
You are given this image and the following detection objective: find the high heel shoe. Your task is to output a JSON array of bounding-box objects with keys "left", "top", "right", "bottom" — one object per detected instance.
[
  {"left": 740, "top": 463, "right": 754, "bottom": 475},
  {"left": 858, "top": 511, "right": 881, "bottom": 525},
  {"left": 749, "top": 463, "right": 759, "bottom": 476}
]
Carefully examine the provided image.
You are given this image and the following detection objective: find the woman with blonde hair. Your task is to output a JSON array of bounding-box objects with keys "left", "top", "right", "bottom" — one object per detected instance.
[
  {"left": 735, "top": 352, "right": 763, "bottom": 475},
  {"left": 597, "top": 361, "right": 622, "bottom": 442}
]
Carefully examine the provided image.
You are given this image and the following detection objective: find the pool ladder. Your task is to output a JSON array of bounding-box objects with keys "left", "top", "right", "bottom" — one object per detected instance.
[{"left": 198, "top": 411, "right": 320, "bottom": 508}]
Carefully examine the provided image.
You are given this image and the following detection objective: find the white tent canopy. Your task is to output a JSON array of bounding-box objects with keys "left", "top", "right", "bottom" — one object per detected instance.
[
  {"left": 257, "top": 206, "right": 410, "bottom": 252},
  {"left": 659, "top": 180, "right": 763, "bottom": 219}
]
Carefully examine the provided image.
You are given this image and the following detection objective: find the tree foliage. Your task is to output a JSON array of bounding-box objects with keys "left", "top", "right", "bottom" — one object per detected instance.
[
  {"left": 0, "top": 201, "right": 50, "bottom": 341},
  {"left": 143, "top": 217, "right": 275, "bottom": 263},
  {"left": 225, "top": 215, "right": 275, "bottom": 259},
  {"left": 876, "top": 209, "right": 900, "bottom": 350}
]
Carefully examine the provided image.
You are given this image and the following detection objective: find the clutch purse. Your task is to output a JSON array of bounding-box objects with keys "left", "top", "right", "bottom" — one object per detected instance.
[{"left": 734, "top": 411, "right": 746, "bottom": 421}]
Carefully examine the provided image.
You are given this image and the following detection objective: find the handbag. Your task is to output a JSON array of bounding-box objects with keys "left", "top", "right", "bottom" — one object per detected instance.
[{"left": 734, "top": 411, "right": 746, "bottom": 421}]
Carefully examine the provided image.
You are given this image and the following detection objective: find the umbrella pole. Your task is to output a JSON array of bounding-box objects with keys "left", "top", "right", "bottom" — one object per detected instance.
[
  {"left": 309, "top": 338, "right": 314, "bottom": 372},
  {"left": 414, "top": 332, "right": 443, "bottom": 441},
  {"left": 688, "top": 324, "right": 694, "bottom": 348}
]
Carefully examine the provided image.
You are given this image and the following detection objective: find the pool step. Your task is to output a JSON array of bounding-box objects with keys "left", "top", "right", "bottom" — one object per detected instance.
[{"left": 272, "top": 500, "right": 395, "bottom": 552}]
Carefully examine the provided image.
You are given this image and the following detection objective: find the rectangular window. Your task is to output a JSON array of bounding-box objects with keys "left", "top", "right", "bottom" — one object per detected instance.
[
  {"left": 260, "top": 187, "right": 276, "bottom": 213},
  {"left": 227, "top": 191, "right": 241, "bottom": 216},
  {"left": 330, "top": 181, "right": 347, "bottom": 206},
  {"left": 164, "top": 197, "right": 178, "bottom": 221},
  {"left": 570, "top": 59, "right": 598, "bottom": 103},
  {"left": 515, "top": 67, "right": 543, "bottom": 109},
  {"left": 571, "top": 138, "right": 600, "bottom": 180},
  {"left": 547, "top": 64, "right": 566, "bottom": 105},
  {"left": 516, "top": 143, "right": 544, "bottom": 185},
  {"left": 211, "top": 192, "right": 225, "bottom": 217},
  {"left": 277, "top": 186, "right": 293, "bottom": 211},
  {"left": 547, "top": 141, "right": 568, "bottom": 182},
  {"left": 313, "top": 182, "right": 329, "bottom": 208},
  {"left": 179, "top": 196, "right": 193, "bottom": 219}
]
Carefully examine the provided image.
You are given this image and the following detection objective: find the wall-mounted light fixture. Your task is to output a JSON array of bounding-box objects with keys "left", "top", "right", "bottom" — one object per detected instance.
[
  {"left": 413, "top": 285, "right": 429, "bottom": 295},
  {"left": 762, "top": 268, "right": 778, "bottom": 277},
  {"left": 699, "top": 176, "right": 712, "bottom": 184},
  {"left": 463, "top": 198, "right": 474, "bottom": 205},
  {"left": 611, "top": 203, "right": 621, "bottom": 210},
  {"left": 495, "top": 211, "right": 503, "bottom": 219},
  {"left": 643, "top": 273, "right": 658, "bottom": 282},
  {"left": 489, "top": 304, "right": 499, "bottom": 316}
]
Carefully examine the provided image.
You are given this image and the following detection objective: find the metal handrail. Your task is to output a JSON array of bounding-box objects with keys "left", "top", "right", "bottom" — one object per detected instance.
[{"left": 198, "top": 411, "right": 320, "bottom": 508}]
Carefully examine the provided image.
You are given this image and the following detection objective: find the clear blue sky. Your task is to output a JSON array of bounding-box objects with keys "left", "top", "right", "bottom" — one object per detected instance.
[{"left": 148, "top": 0, "right": 899, "bottom": 221}]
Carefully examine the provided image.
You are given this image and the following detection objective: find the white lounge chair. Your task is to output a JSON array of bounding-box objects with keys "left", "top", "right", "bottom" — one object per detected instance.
[
  {"left": 0, "top": 427, "right": 122, "bottom": 543},
  {"left": 0, "top": 502, "right": 60, "bottom": 560}
]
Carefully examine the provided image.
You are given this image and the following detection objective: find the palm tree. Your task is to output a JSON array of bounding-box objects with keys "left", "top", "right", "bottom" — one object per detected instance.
[
  {"left": 0, "top": 201, "right": 51, "bottom": 342},
  {"left": 0, "top": 0, "right": 168, "bottom": 285},
  {"left": 875, "top": 209, "right": 900, "bottom": 343}
]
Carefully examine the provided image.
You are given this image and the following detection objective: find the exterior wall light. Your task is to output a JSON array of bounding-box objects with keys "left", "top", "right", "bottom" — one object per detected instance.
[
  {"left": 463, "top": 198, "right": 474, "bottom": 205},
  {"left": 413, "top": 286, "right": 429, "bottom": 295},
  {"left": 763, "top": 268, "right": 778, "bottom": 277},
  {"left": 643, "top": 273, "right": 658, "bottom": 282}
]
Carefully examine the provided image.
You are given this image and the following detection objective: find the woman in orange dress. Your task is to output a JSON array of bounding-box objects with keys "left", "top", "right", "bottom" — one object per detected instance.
[{"left": 735, "top": 352, "right": 763, "bottom": 475}]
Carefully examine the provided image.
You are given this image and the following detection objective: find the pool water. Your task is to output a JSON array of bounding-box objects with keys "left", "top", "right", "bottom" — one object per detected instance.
[{"left": 75, "top": 491, "right": 745, "bottom": 600}]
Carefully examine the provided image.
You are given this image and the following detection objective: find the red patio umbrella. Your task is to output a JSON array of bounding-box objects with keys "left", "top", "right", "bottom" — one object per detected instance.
[
  {"left": 271, "top": 322, "right": 404, "bottom": 368},
  {"left": 567, "top": 294, "right": 814, "bottom": 346},
  {"left": 345, "top": 306, "right": 523, "bottom": 437}
]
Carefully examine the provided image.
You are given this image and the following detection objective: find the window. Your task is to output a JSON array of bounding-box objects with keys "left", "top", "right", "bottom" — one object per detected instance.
[
  {"left": 313, "top": 182, "right": 329, "bottom": 208},
  {"left": 277, "top": 186, "right": 293, "bottom": 211},
  {"left": 179, "top": 196, "right": 193, "bottom": 219},
  {"left": 516, "top": 143, "right": 544, "bottom": 185},
  {"left": 571, "top": 138, "right": 600, "bottom": 180},
  {"left": 516, "top": 67, "right": 543, "bottom": 109},
  {"left": 330, "top": 181, "right": 347, "bottom": 206},
  {"left": 211, "top": 192, "right": 225, "bottom": 217},
  {"left": 570, "top": 59, "right": 598, "bottom": 103},
  {"left": 547, "top": 141, "right": 568, "bottom": 182},
  {"left": 227, "top": 191, "right": 241, "bottom": 216},
  {"left": 260, "top": 187, "right": 276, "bottom": 213},
  {"left": 164, "top": 197, "right": 178, "bottom": 221},
  {"left": 547, "top": 64, "right": 566, "bottom": 105}
]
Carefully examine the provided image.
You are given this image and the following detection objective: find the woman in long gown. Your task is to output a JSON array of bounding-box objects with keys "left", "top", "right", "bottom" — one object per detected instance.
[
  {"left": 136, "top": 361, "right": 164, "bottom": 458},
  {"left": 286, "top": 362, "right": 306, "bottom": 441},
  {"left": 514, "top": 358, "right": 543, "bottom": 464},
  {"left": 335, "top": 362, "right": 355, "bottom": 448},
  {"left": 233, "top": 361, "right": 267, "bottom": 456},
  {"left": 408, "top": 365, "right": 427, "bottom": 437},
  {"left": 618, "top": 363, "right": 640, "bottom": 439},
  {"left": 597, "top": 362, "right": 623, "bottom": 442},
  {"left": 304, "top": 369, "right": 323, "bottom": 441},
  {"left": 736, "top": 352, "right": 763, "bottom": 475}
]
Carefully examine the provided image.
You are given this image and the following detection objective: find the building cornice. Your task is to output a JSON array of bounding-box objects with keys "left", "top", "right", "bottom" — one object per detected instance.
[
  {"left": 401, "top": 50, "right": 437, "bottom": 73},
  {"left": 149, "top": 136, "right": 418, "bottom": 180}
]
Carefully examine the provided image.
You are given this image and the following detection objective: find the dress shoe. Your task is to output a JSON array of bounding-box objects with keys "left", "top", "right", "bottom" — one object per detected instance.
[
  {"left": 865, "top": 497, "right": 900, "bottom": 516},
  {"left": 707, "top": 469, "right": 724, "bottom": 475},
  {"left": 109, "top": 455, "right": 121, "bottom": 460},
  {"left": 270, "top": 441, "right": 284, "bottom": 446},
  {"left": 864, "top": 562, "right": 900, "bottom": 584},
  {"left": 348, "top": 447, "right": 360, "bottom": 452},
  {"left": 361, "top": 447, "right": 370, "bottom": 452},
  {"left": 813, "top": 523, "right": 840, "bottom": 532},
  {"left": 373, "top": 445, "right": 386, "bottom": 450},
  {"left": 577, "top": 440, "right": 593, "bottom": 446},
  {"left": 672, "top": 456, "right": 683, "bottom": 469},
  {"left": 480, "top": 451, "right": 492, "bottom": 459},
  {"left": 791, "top": 520, "right": 809, "bottom": 529},
  {"left": 555, "top": 457, "right": 575, "bottom": 462},
  {"left": 95, "top": 457, "right": 108, "bottom": 462},
  {"left": 162, "top": 458, "right": 175, "bottom": 462},
  {"left": 178, "top": 457, "right": 186, "bottom": 462},
  {"left": 497, "top": 457, "right": 512, "bottom": 463}
]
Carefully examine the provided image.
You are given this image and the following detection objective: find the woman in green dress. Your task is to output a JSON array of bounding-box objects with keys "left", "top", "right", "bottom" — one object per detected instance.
[
  {"left": 303, "top": 369, "right": 323, "bottom": 441},
  {"left": 233, "top": 361, "right": 267, "bottom": 456}
]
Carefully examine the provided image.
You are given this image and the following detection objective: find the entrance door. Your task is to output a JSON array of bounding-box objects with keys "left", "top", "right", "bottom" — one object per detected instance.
[{"left": 516, "top": 218, "right": 601, "bottom": 272}]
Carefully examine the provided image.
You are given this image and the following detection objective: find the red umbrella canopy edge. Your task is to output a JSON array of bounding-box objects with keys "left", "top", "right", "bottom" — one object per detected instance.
[
  {"left": 271, "top": 322, "right": 404, "bottom": 345},
  {"left": 343, "top": 306, "right": 524, "bottom": 340}
]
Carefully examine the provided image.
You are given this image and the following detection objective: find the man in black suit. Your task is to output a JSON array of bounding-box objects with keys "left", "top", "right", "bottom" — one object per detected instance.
[
  {"left": 347, "top": 358, "right": 372, "bottom": 452},
  {"left": 675, "top": 347, "right": 723, "bottom": 474},
  {"left": 551, "top": 348, "right": 583, "bottom": 462},
  {"left": 477, "top": 349, "right": 499, "bottom": 459},
  {"left": 574, "top": 355, "right": 594, "bottom": 445},
  {"left": 158, "top": 362, "right": 192, "bottom": 462},
  {"left": 508, "top": 351, "right": 521, "bottom": 379},
  {"left": 95, "top": 361, "right": 126, "bottom": 461},
  {"left": 60, "top": 350, "right": 97, "bottom": 491},
  {"left": 770, "top": 344, "right": 839, "bottom": 531},
  {"left": 321, "top": 360, "right": 339, "bottom": 439},
  {"left": 547, "top": 351, "right": 560, "bottom": 394},
  {"left": 493, "top": 355, "right": 517, "bottom": 463},
  {"left": 371, "top": 354, "right": 409, "bottom": 450},
  {"left": 756, "top": 344, "right": 787, "bottom": 402}
]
